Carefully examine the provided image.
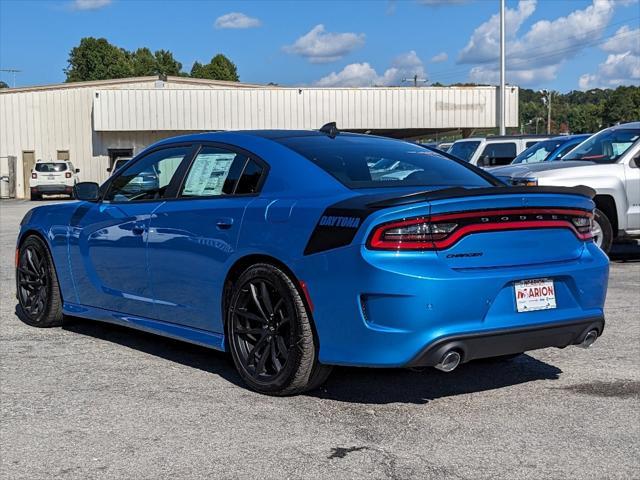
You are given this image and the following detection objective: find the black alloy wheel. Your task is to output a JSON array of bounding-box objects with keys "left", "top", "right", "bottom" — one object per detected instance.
[
  {"left": 16, "top": 235, "right": 64, "bottom": 327},
  {"left": 232, "top": 278, "right": 292, "bottom": 380},
  {"left": 227, "top": 263, "right": 331, "bottom": 395}
]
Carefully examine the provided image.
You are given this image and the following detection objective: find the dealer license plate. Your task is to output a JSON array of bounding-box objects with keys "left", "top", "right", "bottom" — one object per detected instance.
[{"left": 514, "top": 279, "right": 556, "bottom": 313}]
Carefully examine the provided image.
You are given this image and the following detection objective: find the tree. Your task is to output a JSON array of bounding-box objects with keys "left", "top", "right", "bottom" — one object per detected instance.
[
  {"left": 603, "top": 86, "right": 640, "bottom": 125},
  {"left": 154, "top": 49, "right": 182, "bottom": 77},
  {"left": 130, "top": 48, "right": 182, "bottom": 77},
  {"left": 0, "top": 80, "right": 9, "bottom": 89},
  {"left": 64, "top": 37, "right": 133, "bottom": 82},
  {"left": 130, "top": 47, "right": 156, "bottom": 76},
  {"left": 190, "top": 54, "right": 239, "bottom": 81}
]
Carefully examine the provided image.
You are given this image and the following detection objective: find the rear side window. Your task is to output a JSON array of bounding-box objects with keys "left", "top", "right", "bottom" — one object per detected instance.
[
  {"left": 180, "top": 147, "right": 265, "bottom": 197},
  {"left": 448, "top": 141, "right": 480, "bottom": 162},
  {"left": 235, "top": 159, "right": 264, "bottom": 194},
  {"left": 277, "top": 135, "right": 492, "bottom": 189},
  {"left": 480, "top": 142, "right": 517, "bottom": 166},
  {"left": 35, "top": 163, "right": 67, "bottom": 173}
]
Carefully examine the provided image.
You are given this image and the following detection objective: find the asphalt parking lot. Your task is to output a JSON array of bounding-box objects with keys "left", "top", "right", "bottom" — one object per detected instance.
[{"left": 1, "top": 199, "right": 639, "bottom": 480}]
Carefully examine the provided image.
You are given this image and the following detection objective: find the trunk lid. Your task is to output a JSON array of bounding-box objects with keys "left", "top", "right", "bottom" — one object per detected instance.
[{"left": 428, "top": 191, "right": 592, "bottom": 268}]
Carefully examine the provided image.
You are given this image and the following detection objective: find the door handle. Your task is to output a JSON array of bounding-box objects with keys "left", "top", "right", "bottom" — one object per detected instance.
[
  {"left": 132, "top": 224, "right": 146, "bottom": 235},
  {"left": 215, "top": 218, "right": 234, "bottom": 230}
]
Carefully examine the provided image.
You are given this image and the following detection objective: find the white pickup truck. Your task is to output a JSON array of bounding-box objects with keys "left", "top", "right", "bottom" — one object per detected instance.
[{"left": 490, "top": 122, "right": 640, "bottom": 253}]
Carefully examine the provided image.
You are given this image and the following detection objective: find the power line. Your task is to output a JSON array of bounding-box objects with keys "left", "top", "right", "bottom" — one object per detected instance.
[{"left": 428, "top": 16, "right": 640, "bottom": 83}]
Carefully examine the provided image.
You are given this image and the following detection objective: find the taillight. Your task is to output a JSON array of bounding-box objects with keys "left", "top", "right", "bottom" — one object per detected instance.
[
  {"left": 368, "top": 218, "right": 457, "bottom": 250},
  {"left": 65, "top": 172, "right": 72, "bottom": 178},
  {"left": 31, "top": 173, "right": 37, "bottom": 179},
  {"left": 367, "top": 208, "right": 594, "bottom": 251},
  {"left": 571, "top": 216, "right": 593, "bottom": 239}
]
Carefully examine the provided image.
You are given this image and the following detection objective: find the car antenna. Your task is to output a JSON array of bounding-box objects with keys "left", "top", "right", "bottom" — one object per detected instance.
[{"left": 319, "top": 122, "right": 339, "bottom": 139}]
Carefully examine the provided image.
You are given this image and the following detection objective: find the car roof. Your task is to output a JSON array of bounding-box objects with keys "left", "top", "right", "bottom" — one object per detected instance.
[{"left": 608, "top": 121, "right": 640, "bottom": 130}]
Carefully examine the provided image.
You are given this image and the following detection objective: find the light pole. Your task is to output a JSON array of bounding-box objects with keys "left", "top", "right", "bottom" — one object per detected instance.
[
  {"left": 499, "top": 0, "right": 506, "bottom": 135},
  {"left": 540, "top": 89, "right": 552, "bottom": 135}
]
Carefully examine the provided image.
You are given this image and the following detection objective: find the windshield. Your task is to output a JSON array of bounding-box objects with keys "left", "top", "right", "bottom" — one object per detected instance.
[
  {"left": 35, "top": 163, "right": 67, "bottom": 173},
  {"left": 563, "top": 128, "right": 640, "bottom": 163},
  {"left": 277, "top": 135, "right": 494, "bottom": 189},
  {"left": 371, "top": 159, "right": 397, "bottom": 170},
  {"left": 114, "top": 159, "right": 129, "bottom": 170},
  {"left": 448, "top": 141, "right": 480, "bottom": 162},
  {"left": 512, "top": 139, "right": 564, "bottom": 164}
]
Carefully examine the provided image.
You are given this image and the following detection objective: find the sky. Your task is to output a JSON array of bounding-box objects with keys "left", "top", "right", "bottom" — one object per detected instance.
[{"left": 0, "top": 0, "right": 638, "bottom": 92}]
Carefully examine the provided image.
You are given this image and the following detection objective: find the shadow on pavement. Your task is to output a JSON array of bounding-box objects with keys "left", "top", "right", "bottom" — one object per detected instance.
[
  {"left": 312, "top": 355, "right": 561, "bottom": 404},
  {"left": 41, "top": 312, "right": 562, "bottom": 404},
  {"left": 609, "top": 240, "right": 640, "bottom": 263},
  {"left": 58, "top": 315, "right": 245, "bottom": 389}
]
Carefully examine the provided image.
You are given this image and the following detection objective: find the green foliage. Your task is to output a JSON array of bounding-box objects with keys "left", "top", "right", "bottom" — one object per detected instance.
[
  {"left": 519, "top": 86, "right": 639, "bottom": 134},
  {"left": 190, "top": 54, "right": 239, "bottom": 81},
  {"left": 0, "top": 80, "right": 9, "bottom": 89},
  {"left": 64, "top": 37, "right": 133, "bottom": 82},
  {"left": 65, "top": 37, "right": 234, "bottom": 82}
]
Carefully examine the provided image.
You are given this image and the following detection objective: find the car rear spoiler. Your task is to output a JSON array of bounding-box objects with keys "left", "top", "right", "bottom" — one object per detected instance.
[{"left": 366, "top": 185, "right": 596, "bottom": 208}]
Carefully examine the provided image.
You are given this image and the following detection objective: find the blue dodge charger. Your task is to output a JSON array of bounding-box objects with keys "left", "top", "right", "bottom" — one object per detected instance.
[{"left": 16, "top": 127, "right": 609, "bottom": 395}]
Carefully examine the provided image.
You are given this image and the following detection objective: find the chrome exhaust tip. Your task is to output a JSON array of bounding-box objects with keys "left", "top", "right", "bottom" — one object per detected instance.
[
  {"left": 435, "top": 351, "right": 461, "bottom": 372},
  {"left": 580, "top": 329, "right": 599, "bottom": 349}
]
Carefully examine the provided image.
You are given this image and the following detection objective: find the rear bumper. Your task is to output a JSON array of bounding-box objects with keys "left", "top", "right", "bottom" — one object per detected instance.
[
  {"left": 408, "top": 316, "right": 604, "bottom": 367},
  {"left": 31, "top": 185, "right": 73, "bottom": 194},
  {"left": 299, "top": 241, "right": 609, "bottom": 367}
]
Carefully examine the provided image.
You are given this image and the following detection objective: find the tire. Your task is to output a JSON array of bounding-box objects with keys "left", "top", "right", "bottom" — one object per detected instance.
[
  {"left": 226, "top": 263, "right": 332, "bottom": 395},
  {"left": 16, "top": 235, "right": 65, "bottom": 327},
  {"left": 592, "top": 208, "right": 613, "bottom": 254},
  {"left": 30, "top": 192, "right": 41, "bottom": 201}
]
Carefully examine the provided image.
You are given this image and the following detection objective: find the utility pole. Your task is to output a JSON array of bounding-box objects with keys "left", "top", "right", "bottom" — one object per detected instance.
[
  {"left": 402, "top": 74, "right": 427, "bottom": 87},
  {"left": 499, "top": 0, "right": 506, "bottom": 135},
  {"left": 0, "top": 69, "right": 21, "bottom": 88}
]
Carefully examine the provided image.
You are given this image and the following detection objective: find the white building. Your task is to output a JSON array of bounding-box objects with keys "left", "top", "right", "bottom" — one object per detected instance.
[{"left": 0, "top": 75, "right": 518, "bottom": 199}]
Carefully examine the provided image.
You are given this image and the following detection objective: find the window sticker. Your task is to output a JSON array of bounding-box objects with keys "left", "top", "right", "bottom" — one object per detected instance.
[{"left": 183, "top": 153, "right": 236, "bottom": 196}]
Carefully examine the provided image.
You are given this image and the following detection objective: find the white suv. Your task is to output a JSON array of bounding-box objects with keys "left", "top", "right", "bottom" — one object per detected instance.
[
  {"left": 448, "top": 135, "right": 550, "bottom": 167},
  {"left": 29, "top": 160, "right": 80, "bottom": 200}
]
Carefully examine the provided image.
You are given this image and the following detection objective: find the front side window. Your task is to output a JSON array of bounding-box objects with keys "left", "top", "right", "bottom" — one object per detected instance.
[
  {"left": 106, "top": 146, "right": 190, "bottom": 202},
  {"left": 277, "top": 135, "right": 493, "bottom": 189},
  {"left": 479, "top": 142, "right": 517, "bottom": 166},
  {"left": 563, "top": 128, "right": 640, "bottom": 163}
]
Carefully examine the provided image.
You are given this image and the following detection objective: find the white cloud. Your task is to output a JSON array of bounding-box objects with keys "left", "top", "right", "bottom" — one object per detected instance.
[
  {"left": 458, "top": 0, "right": 536, "bottom": 64},
  {"left": 459, "top": 0, "right": 619, "bottom": 86},
  {"left": 284, "top": 25, "right": 365, "bottom": 63},
  {"left": 430, "top": 52, "right": 448, "bottom": 63},
  {"left": 214, "top": 12, "right": 261, "bottom": 29},
  {"left": 71, "top": 0, "right": 111, "bottom": 10},
  {"left": 315, "top": 50, "right": 427, "bottom": 87},
  {"left": 602, "top": 25, "right": 640, "bottom": 55},
  {"left": 579, "top": 24, "right": 640, "bottom": 89}
]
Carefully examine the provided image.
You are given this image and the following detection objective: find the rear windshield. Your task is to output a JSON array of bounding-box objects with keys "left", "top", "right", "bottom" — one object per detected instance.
[
  {"left": 35, "top": 163, "right": 67, "bottom": 172},
  {"left": 448, "top": 141, "right": 480, "bottom": 162},
  {"left": 277, "top": 135, "right": 493, "bottom": 189},
  {"left": 563, "top": 128, "right": 640, "bottom": 163},
  {"left": 512, "top": 139, "right": 564, "bottom": 164}
]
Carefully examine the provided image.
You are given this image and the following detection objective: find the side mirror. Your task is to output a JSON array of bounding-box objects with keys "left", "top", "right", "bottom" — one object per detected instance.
[
  {"left": 74, "top": 182, "right": 100, "bottom": 201},
  {"left": 75, "top": 168, "right": 80, "bottom": 173}
]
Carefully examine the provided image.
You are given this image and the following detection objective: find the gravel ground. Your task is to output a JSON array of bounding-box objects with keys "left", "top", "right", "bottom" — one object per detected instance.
[{"left": 1, "top": 199, "right": 639, "bottom": 480}]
